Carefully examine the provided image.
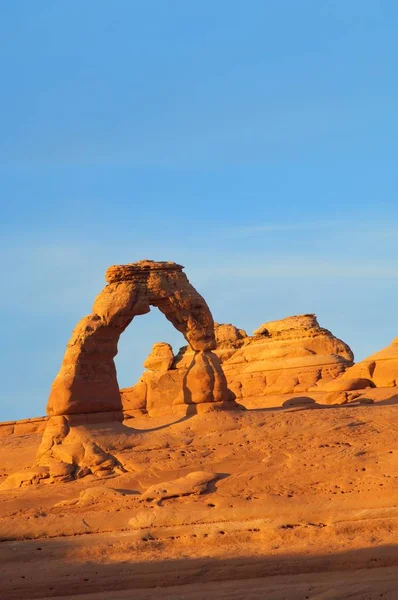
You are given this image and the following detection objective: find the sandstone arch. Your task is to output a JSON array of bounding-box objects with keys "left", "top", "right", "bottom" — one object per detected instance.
[{"left": 47, "top": 260, "right": 229, "bottom": 416}]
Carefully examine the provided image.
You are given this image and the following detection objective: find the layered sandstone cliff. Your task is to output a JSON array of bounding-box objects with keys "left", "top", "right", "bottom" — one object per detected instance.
[{"left": 217, "top": 314, "right": 354, "bottom": 401}]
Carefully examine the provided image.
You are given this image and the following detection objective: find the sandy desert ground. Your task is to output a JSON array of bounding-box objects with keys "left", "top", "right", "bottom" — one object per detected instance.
[{"left": 1, "top": 389, "right": 398, "bottom": 599}]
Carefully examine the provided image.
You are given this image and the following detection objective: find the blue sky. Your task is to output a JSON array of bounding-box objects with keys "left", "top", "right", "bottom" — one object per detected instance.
[{"left": 1, "top": 1, "right": 398, "bottom": 420}]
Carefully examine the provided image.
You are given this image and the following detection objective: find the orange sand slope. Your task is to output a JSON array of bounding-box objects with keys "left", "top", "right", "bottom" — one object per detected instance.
[{"left": 1, "top": 390, "right": 398, "bottom": 599}]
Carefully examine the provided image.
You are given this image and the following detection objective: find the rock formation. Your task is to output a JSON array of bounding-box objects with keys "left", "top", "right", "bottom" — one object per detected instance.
[
  {"left": 47, "top": 260, "right": 229, "bottom": 416},
  {"left": 34, "top": 415, "right": 126, "bottom": 482},
  {"left": 335, "top": 337, "right": 398, "bottom": 388},
  {"left": 219, "top": 314, "right": 354, "bottom": 401},
  {"left": 123, "top": 314, "right": 354, "bottom": 412},
  {"left": 140, "top": 471, "right": 218, "bottom": 505},
  {"left": 24, "top": 260, "right": 235, "bottom": 484},
  {"left": 143, "top": 342, "right": 174, "bottom": 372},
  {"left": 5, "top": 258, "right": 398, "bottom": 499},
  {"left": 121, "top": 343, "right": 232, "bottom": 416},
  {"left": 307, "top": 336, "right": 398, "bottom": 403}
]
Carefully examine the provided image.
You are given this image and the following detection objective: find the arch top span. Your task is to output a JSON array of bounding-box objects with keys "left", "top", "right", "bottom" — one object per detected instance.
[
  {"left": 47, "top": 260, "right": 224, "bottom": 416},
  {"left": 105, "top": 260, "right": 184, "bottom": 282}
]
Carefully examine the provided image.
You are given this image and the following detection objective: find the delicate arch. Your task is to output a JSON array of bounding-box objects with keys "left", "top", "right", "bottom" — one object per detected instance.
[{"left": 47, "top": 261, "right": 220, "bottom": 416}]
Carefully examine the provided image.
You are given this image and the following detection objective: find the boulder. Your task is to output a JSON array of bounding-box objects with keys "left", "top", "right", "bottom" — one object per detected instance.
[
  {"left": 282, "top": 396, "right": 317, "bottom": 408},
  {"left": 143, "top": 342, "right": 174, "bottom": 372},
  {"left": 313, "top": 377, "right": 375, "bottom": 393},
  {"left": 140, "top": 471, "right": 218, "bottom": 504},
  {"left": 120, "top": 381, "right": 147, "bottom": 412},
  {"left": 0, "top": 467, "right": 50, "bottom": 490}
]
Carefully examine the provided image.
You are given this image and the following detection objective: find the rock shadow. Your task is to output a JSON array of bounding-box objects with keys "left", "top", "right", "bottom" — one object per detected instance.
[{"left": 2, "top": 538, "right": 398, "bottom": 599}]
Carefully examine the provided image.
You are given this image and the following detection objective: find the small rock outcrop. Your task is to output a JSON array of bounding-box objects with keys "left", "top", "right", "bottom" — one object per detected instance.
[
  {"left": 47, "top": 260, "right": 229, "bottom": 416},
  {"left": 121, "top": 343, "right": 233, "bottom": 417},
  {"left": 143, "top": 342, "right": 174, "bottom": 372},
  {"left": 320, "top": 336, "right": 398, "bottom": 392},
  {"left": 34, "top": 415, "right": 126, "bottom": 482},
  {"left": 140, "top": 471, "right": 218, "bottom": 504}
]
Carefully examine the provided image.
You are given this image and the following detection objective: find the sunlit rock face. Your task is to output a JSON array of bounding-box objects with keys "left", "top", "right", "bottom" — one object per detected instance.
[
  {"left": 330, "top": 336, "right": 398, "bottom": 389},
  {"left": 47, "top": 260, "right": 227, "bottom": 417},
  {"left": 122, "top": 343, "right": 233, "bottom": 417},
  {"left": 122, "top": 314, "right": 355, "bottom": 413},
  {"left": 217, "top": 314, "right": 354, "bottom": 400}
]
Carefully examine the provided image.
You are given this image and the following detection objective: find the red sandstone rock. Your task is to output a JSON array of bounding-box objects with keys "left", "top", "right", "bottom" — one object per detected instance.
[
  {"left": 218, "top": 314, "right": 353, "bottom": 400},
  {"left": 314, "top": 377, "right": 375, "bottom": 393},
  {"left": 122, "top": 349, "right": 234, "bottom": 418},
  {"left": 27, "top": 260, "right": 233, "bottom": 485},
  {"left": 35, "top": 415, "right": 126, "bottom": 481},
  {"left": 336, "top": 337, "right": 398, "bottom": 388},
  {"left": 122, "top": 314, "right": 353, "bottom": 414},
  {"left": 143, "top": 343, "right": 174, "bottom": 372},
  {"left": 140, "top": 471, "right": 218, "bottom": 504},
  {"left": 47, "top": 261, "right": 224, "bottom": 416}
]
